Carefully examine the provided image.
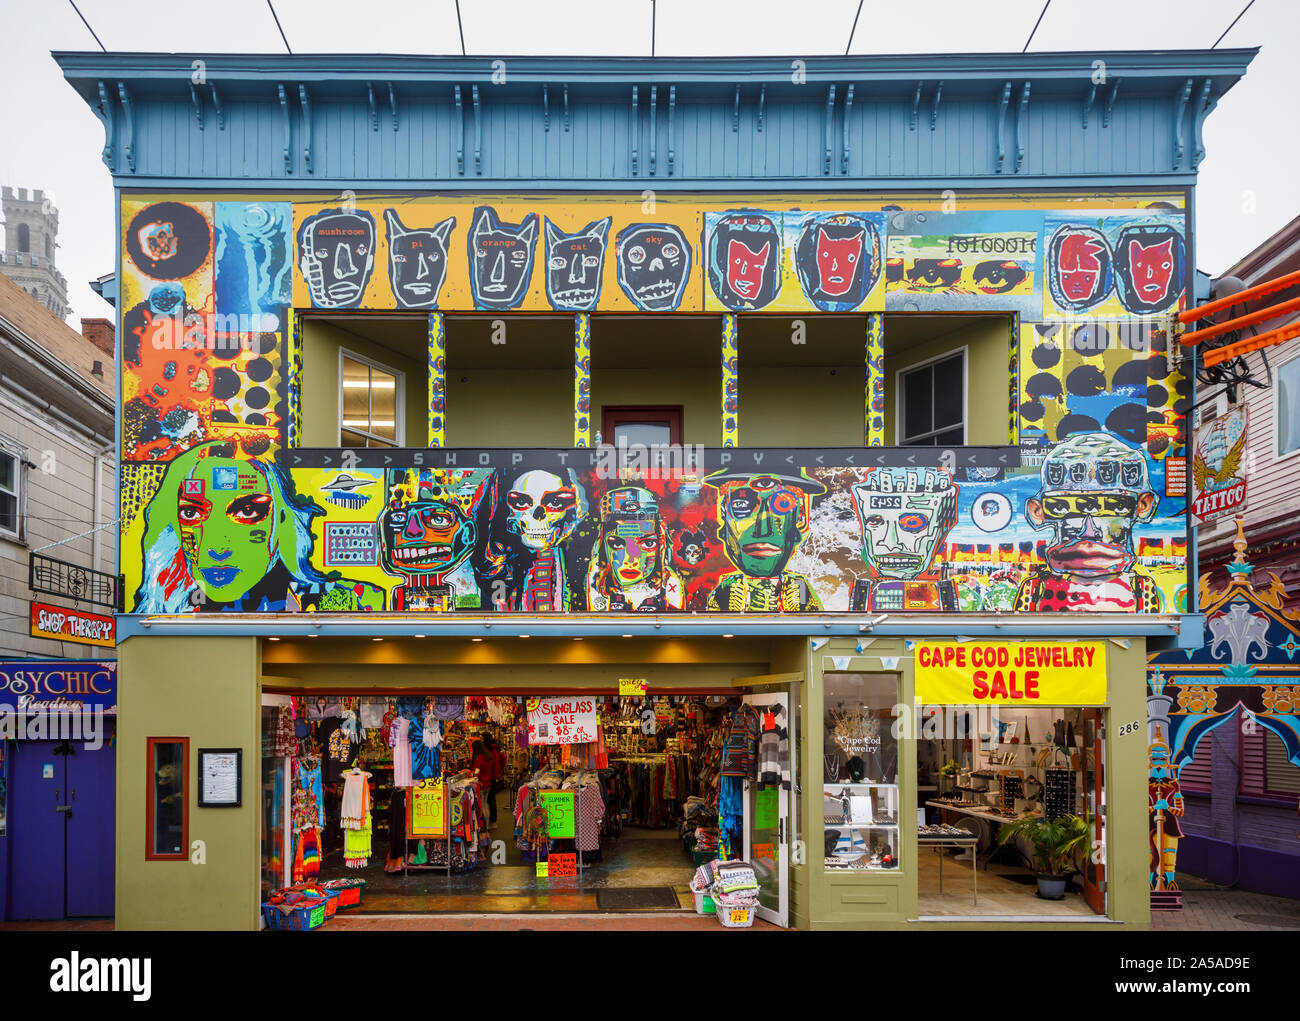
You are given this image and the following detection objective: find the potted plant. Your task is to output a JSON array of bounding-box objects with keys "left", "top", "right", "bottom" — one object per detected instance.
[
  {"left": 994, "top": 814, "right": 1088, "bottom": 900},
  {"left": 938, "top": 759, "right": 960, "bottom": 796}
]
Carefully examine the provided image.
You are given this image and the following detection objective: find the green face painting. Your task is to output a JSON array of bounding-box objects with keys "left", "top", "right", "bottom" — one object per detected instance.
[
  {"left": 177, "top": 460, "right": 275, "bottom": 603},
  {"left": 718, "top": 476, "right": 808, "bottom": 579}
]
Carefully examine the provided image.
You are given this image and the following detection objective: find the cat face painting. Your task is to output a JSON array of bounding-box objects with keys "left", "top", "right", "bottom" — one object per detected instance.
[
  {"left": 384, "top": 210, "right": 455, "bottom": 309},
  {"left": 543, "top": 217, "right": 611, "bottom": 311},
  {"left": 468, "top": 206, "right": 538, "bottom": 310}
]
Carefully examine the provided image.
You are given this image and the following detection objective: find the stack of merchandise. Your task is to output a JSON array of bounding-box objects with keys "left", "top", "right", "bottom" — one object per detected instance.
[{"left": 691, "top": 858, "right": 760, "bottom": 928}]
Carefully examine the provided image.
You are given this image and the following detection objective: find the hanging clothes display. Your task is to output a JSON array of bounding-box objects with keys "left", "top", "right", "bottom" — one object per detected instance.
[
  {"left": 757, "top": 704, "right": 791, "bottom": 787},
  {"left": 291, "top": 756, "right": 325, "bottom": 882},
  {"left": 389, "top": 715, "right": 413, "bottom": 788},
  {"left": 340, "top": 767, "right": 373, "bottom": 869},
  {"left": 408, "top": 712, "right": 442, "bottom": 781}
]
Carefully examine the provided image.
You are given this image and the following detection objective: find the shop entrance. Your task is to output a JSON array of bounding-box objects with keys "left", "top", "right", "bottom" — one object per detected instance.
[
  {"left": 260, "top": 681, "right": 796, "bottom": 923},
  {"left": 917, "top": 705, "right": 1106, "bottom": 918}
]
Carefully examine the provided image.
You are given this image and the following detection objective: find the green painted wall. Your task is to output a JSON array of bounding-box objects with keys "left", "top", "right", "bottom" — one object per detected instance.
[
  {"left": 116, "top": 636, "right": 261, "bottom": 931},
  {"left": 592, "top": 367, "right": 720, "bottom": 446},
  {"left": 446, "top": 369, "right": 572, "bottom": 447},
  {"left": 302, "top": 318, "right": 428, "bottom": 447},
  {"left": 883, "top": 318, "right": 1009, "bottom": 445}
]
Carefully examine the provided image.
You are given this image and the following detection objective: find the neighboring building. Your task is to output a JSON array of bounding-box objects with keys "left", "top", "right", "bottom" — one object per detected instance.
[
  {"left": 0, "top": 271, "right": 117, "bottom": 922},
  {"left": 57, "top": 46, "right": 1252, "bottom": 931},
  {"left": 1145, "top": 217, "right": 1300, "bottom": 901},
  {"left": 0, "top": 187, "right": 71, "bottom": 321}
]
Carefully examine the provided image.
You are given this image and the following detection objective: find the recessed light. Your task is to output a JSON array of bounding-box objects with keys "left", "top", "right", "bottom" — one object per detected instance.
[
  {"left": 372, "top": 637, "right": 384, "bottom": 642},
  {"left": 306, "top": 634, "right": 318, "bottom": 638},
  {"left": 572, "top": 637, "right": 584, "bottom": 641},
  {"left": 267, "top": 636, "right": 280, "bottom": 641},
  {"left": 413, "top": 634, "right": 426, "bottom": 638},
  {"left": 722, "top": 634, "right": 734, "bottom": 638},
  {"left": 622, "top": 634, "right": 633, "bottom": 638},
  {"left": 519, "top": 634, "right": 531, "bottom": 638},
  {"left": 471, "top": 637, "right": 484, "bottom": 642}
]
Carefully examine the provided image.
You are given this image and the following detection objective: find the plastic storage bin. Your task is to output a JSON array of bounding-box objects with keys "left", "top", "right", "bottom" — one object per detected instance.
[{"left": 692, "top": 889, "right": 716, "bottom": 915}]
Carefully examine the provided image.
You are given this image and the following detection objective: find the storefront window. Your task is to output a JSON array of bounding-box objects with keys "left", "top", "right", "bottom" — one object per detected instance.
[
  {"left": 823, "top": 673, "right": 900, "bottom": 872},
  {"left": 147, "top": 737, "right": 188, "bottom": 860}
]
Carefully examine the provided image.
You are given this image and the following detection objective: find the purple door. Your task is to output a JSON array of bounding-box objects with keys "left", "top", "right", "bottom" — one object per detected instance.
[
  {"left": 66, "top": 740, "right": 115, "bottom": 917},
  {"left": 8, "top": 741, "right": 67, "bottom": 920},
  {"left": 6, "top": 739, "right": 115, "bottom": 920}
]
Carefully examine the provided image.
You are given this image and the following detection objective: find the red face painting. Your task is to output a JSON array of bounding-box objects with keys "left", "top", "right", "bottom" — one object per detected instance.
[
  {"left": 727, "top": 239, "right": 771, "bottom": 299},
  {"left": 815, "top": 227, "right": 862, "bottom": 296},
  {"left": 1057, "top": 232, "right": 1106, "bottom": 301},
  {"left": 1128, "top": 238, "right": 1174, "bottom": 305}
]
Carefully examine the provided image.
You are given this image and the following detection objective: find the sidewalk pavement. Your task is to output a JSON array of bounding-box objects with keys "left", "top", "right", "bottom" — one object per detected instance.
[{"left": 1150, "top": 874, "right": 1300, "bottom": 931}]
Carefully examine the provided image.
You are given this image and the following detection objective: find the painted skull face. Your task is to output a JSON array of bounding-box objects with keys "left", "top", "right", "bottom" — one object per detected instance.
[
  {"left": 616, "top": 224, "right": 691, "bottom": 311},
  {"left": 715, "top": 475, "right": 815, "bottom": 578},
  {"left": 1047, "top": 225, "right": 1113, "bottom": 311},
  {"left": 1114, "top": 224, "right": 1184, "bottom": 314},
  {"left": 544, "top": 217, "right": 611, "bottom": 311},
  {"left": 384, "top": 210, "right": 454, "bottom": 309},
  {"left": 1027, "top": 432, "right": 1156, "bottom": 580},
  {"left": 176, "top": 459, "right": 275, "bottom": 603},
  {"left": 707, "top": 214, "right": 780, "bottom": 310},
  {"left": 505, "top": 470, "right": 583, "bottom": 551},
  {"left": 297, "top": 209, "right": 376, "bottom": 308},
  {"left": 852, "top": 467, "right": 957, "bottom": 580},
  {"left": 673, "top": 527, "right": 708, "bottom": 567},
  {"left": 468, "top": 206, "right": 538, "bottom": 310},
  {"left": 380, "top": 469, "right": 475, "bottom": 578}
]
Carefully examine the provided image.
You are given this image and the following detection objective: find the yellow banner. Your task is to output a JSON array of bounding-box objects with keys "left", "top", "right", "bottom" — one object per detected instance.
[
  {"left": 407, "top": 779, "right": 446, "bottom": 838},
  {"left": 914, "top": 640, "right": 1106, "bottom": 705},
  {"left": 619, "top": 678, "right": 648, "bottom": 698}
]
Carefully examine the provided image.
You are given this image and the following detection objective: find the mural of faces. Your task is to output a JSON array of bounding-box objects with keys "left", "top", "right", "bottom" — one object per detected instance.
[
  {"left": 468, "top": 206, "right": 538, "bottom": 310},
  {"left": 706, "top": 471, "right": 823, "bottom": 578},
  {"left": 852, "top": 467, "right": 958, "bottom": 580},
  {"left": 594, "top": 487, "right": 665, "bottom": 590},
  {"left": 543, "top": 217, "right": 610, "bottom": 311},
  {"left": 176, "top": 458, "right": 277, "bottom": 603},
  {"left": 707, "top": 214, "right": 781, "bottom": 310},
  {"left": 1114, "top": 224, "right": 1185, "bottom": 314},
  {"left": 1047, "top": 225, "right": 1113, "bottom": 312},
  {"left": 380, "top": 469, "right": 476, "bottom": 579},
  {"left": 794, "top": 216, "right": 881, "bottom": 310},
  {"left": 505, "top": 469, "right": 584, "bottom": 552},
  {"left": 616, "top": 223, "right": 691, "bottom": 311},
  {"left": 384, "top": 210, "right": 454, "bottom": 309},
  {"left": 297, "top": 209, "right": 376, "bottom": 308},
  {"left": 1026, "top": 432, "right": 1157, "bottom": 580}
]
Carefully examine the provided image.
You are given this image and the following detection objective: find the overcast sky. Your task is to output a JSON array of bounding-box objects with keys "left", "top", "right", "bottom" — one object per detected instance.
[{"left": 1, "top": 0, "right": 1295, "bottom": 324}]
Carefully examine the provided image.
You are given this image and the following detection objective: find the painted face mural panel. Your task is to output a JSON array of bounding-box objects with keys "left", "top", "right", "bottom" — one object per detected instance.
[
  {"left": 616, "top": 223, "right": 691, "bottom": 311},
  {"left": 134, "top": 443, "right": 383, "bottom": 613},
  {"left": 586, "top": 486, "right": 685, "bottom": 611},
  {"left": 384, "top": 210, "right": 454, "bottom": 309},
  {"left": 884, "top": 212, "right": 1040, "bottom": 314},
  {"left": 1046, "top": 225, "right": 1113, "bottom": 312},
  {"left": 543, "top": 217, "right": 611, "bottom": 311},
  {"left": 297, "top": 209, "right": 376, "bottom": 308},
  {"left": 379, "top": 468, "right": 487, "bottom": 610},
  {"left": 468, "top": 206, "right": 538, "bottom": 311},
  {"left": 1114, "top": 224, "right": 1185, "bottom": 315},
  {"left": 706, "top": 213, "right": 781, "bottom": 311},
  {"left": 793, "top": 214, "right": 883, "bottom": 311}
]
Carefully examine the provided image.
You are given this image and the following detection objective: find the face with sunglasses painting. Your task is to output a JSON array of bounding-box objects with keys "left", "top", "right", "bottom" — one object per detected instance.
[{"left": 1025, "top": 433, "right": 1157, "bottom": 580}]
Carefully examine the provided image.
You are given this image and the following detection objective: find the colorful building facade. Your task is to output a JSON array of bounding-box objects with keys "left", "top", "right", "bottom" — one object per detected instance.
[{"left": 57, "top": 48, "right": 1254, "bottom": 929}]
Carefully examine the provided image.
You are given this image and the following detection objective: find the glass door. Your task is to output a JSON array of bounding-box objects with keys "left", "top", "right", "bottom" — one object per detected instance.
[
  {"left": 738, "top": 678, "right": 797, "bottom": 928},
  {"left": 1080, "top": 708, "right": 1106, "bottom": 914}
]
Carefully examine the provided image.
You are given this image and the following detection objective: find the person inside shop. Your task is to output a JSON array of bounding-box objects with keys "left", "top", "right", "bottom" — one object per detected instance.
[
  {"left": 471, "top": 739, "right": 496, "bottom": 827},
  {"left": 485, "top": 735, "right": 505, "bottom": 826}
]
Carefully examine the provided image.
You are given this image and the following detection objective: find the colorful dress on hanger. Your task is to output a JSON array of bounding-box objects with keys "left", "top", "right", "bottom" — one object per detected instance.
[
  {"left": 340, "top": 769, "right": 372, "bottom": 869},
  {"left": 389, "top": 715, "right": 413, "bottom": 788}
]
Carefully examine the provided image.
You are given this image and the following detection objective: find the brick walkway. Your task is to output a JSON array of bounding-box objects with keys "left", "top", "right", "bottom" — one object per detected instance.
[{"left": 1151, "top": 884, "right": 1300, "bottom": 931}]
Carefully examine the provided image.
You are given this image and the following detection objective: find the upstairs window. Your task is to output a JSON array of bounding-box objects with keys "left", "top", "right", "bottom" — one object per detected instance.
[
  {"left": 1278, "top": 352, "right": 1300, "bottom": 457},
  {"left": 16, "top": 222, "right": 29, "bottom": 253},
  {"left": 340, "top": 349, "right": 404, "bottom": 448},
  {"left": 898, "top": 350, "right": 965, "bottom": 445},
  {"left": 0, "top": 445, "right": 22, "bottom": 541}
]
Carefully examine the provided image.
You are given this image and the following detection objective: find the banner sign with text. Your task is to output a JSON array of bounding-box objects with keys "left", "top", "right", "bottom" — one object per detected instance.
[
  {"left": 30, "top": 601, "right": 116, "bottom": 649},
  {"left": 1191, "top": 405, "right": 1248, "bottom": 526},
  {"left": 527, "top": 697, "right": 598, "bottom": 746},
  {"left": 407, "top": 778, "right": 446, "bottom": 838},
  {"left": 913, "top": 640, "right": 1107, "bottom": 705},
  {"left": 537, "top": 790, "right": 576, "bottom": 839},
  {"left": 0, "top": 660, "right": 117, "bottom": 714}
]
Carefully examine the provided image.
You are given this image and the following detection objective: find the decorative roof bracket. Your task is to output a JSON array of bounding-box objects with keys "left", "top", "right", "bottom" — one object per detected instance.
[
  {"left": 388, "top": 82, "right": 398, "bottom": 131},
  {"left": 757, "top": 84, "right": 766, "bottom": 132},
  {"left": 668, "top": 85, "right": 676, "bottom": 175},
  {"left": 1173, "top": 77, "right": 1193, "bottom": 170},
  {"left": 543, "top": 84, "right": 549, "bottom": 132},
  {"left": 842, "top": 83, "right": 854, "bottom": 174},
  {"left": 454, "top": 84, "right": 464, "bottom": 175},
  {"left": 910, "top": 81, "right": 922, "bottom": 130},
  {"left": 733, "top": 84, "right": 740, "bottom": 131},
  {"left": 190, "top": 83, "right": 204, "bottom": 129},
  {"left": 1015, "top": 81, "right": 1030, "bottom": 173},
  {"left": 1193, "top": 78, "right": 1217, "bottom": 169},
  {"left": 210, "top": 82, "right": 224, "bottom": 130},
  {"left": 824, "top": 83, "right": 836, "bottom": 176},
  {"left": 631, "top": 85, "right": 639, "bottom": 176},
  {"left": 1083, "top": 82, "right": 1096, "bottom": 128},
  {"left": 117, "top": 81, "right": 135, "bottom": 172},
  {"left": 472, "top": 84, "right": 482, "bottom": 175},
  {"left": 1103, "top": 78, "right": 1120, "bottom": 126},
  {"left": 368, "top": 82, "right": 378, "bottom": 131},
  {"left": 649, "top": 85, "right": 658, "bottom": 176},
  {"left": 94, "top": 81, "right": 115, "bottom": 171},
  {"left": 995, "top": 81, "right": 1011, "bottom": 173},
  {"left": 277, "top": 84, "right": 291, "bottom": 173},
  {"left": 563, "top": 83, "right": 570, "bottom": 132},
  {"left": 930, "top": 80, "right": 943, "bottom": 130},
  {"left": 299, "top": 84, "right": 313, "bottom": 174}
]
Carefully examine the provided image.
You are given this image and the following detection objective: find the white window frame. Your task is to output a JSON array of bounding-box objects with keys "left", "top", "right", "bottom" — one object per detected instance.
[
  {"left": 895, "top": 346, "right": 968, "bottom": 446},
  {"left": 338, "top": 347, "right": 405, "bottom": 448},
  {"left": 1273, "top": 346, "right": 1300, "bottom": 463},
  {"left": 0, "top": 440, "right": 25, "bottom": 543}
]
